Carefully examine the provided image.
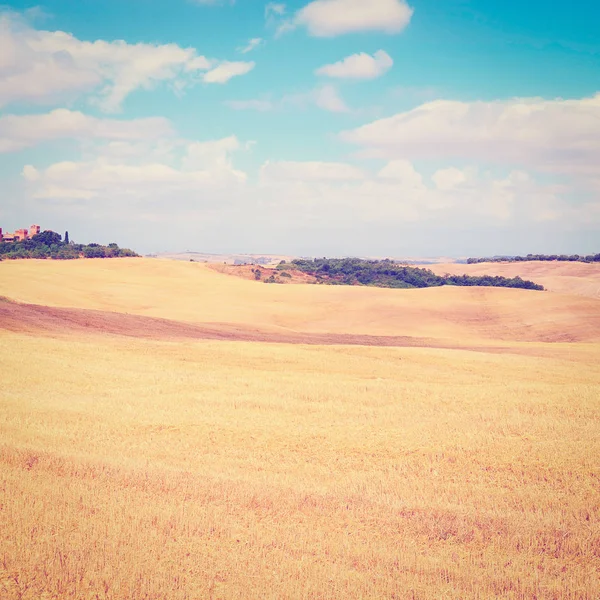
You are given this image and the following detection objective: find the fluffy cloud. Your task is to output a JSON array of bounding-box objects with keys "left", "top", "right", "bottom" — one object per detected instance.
[
  {"left": 341, "top": 94, "right": 600, "bottom": 176},
  {"left": 0, "top": 109, "right": 173, "bottom": 152},
  {"left": 316, "top": 50, "right": 393, "bottom": 79},
  {"left": 0, "top": 13, "right": 253, "bottom": 112},
  {"left": 182, "top": 136, "right": 244, "bottom": 172},
  {"left": 377, "top": 159, "right": 423, "bottom": 188},
  {"left": 313, "top": 85, "right": 350, "bottom": 113},
  {"left": 432, "top": 167, "right": 468, "bottom": 191},
  {"left": 26, "top": 160, "right": 244, "bottom": 201},
  {"left": 256, "top": 159, "right": 577, "bottom": 226},
  {"left": 203, "top": 61, "right": 255, "bottom": 84},
  {"left": 291, "top": 0, "right": 413, "bottom": 37},
  {"left": 260, "top": 160, "right": 365, "bottom": 182},
  {"left": 7, "top": 106, "right": 597, "bottom": 245},
  {"left": 19, "top": 133, "right": 597, "bottom": 243},
  {"left": 22, "top": 134, "right": 247, "bottom": 205}
]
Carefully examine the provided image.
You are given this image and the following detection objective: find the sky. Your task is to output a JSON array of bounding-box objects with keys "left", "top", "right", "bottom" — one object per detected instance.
[{"left": 0, "top": 0, "right": 599, "bottom": 257}]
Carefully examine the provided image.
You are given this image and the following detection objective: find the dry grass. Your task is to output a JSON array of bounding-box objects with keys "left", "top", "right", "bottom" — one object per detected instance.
[
  {"left": 1, "top": 330, "right": 600, "bottom": 599},
  {"left": 431, "top": 261, "right": 600, "bottom": 300},
  {"left": 1, "top": 259, "right": 599, "bottom": 598}
]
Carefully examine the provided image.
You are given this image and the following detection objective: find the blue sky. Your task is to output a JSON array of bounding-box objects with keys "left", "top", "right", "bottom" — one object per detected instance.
[{"left": 1, "top": 0, "right": 599, "bottom": 256}]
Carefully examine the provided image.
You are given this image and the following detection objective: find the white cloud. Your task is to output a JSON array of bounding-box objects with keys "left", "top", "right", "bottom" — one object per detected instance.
[
  {"left": 203, "top": 61, "right": 255, "bottom": 83},
  {"left": 183, "top": 136, "right": 244, "bottom": 176},
  {"left": 432, "top": 167, "right": 468, "bottom": 190},
  {"left": 341, "top": 94, "right": 600, "bottom": 176},
  {"left": 377, "top": 159, "right": 423, "bottom": 188},
  {"left": 19, "top": 133, "right": 596, "bottom": 237},
  {"left": 23, "top": 135, "right": 247, "bottom": 205},
  {"left": 0, "top": 13, "right": 253, "bottom": 112},
  {"left": 316, "top": 50, "right": 393, "bottom": 79},
  {"left": 256, "top": 159, "right": 576, "bottom": 226},
  {"left": 291, "top": 0, "right": 413, "bottom": 37},
  {"left": 22, "top": 164, "right": 40, "bottom": 181},
  {"left": 0, "top": 109, "right": 173, "bottom": 153},
  {"left": 313, "top": 85, "right": 350, "bottom": 113},
  {"left": 260, "top": 160, "right": 365, "bottom": 182},
  {"left": 239, "top": 38, "right": 263, "bottom": 54}
]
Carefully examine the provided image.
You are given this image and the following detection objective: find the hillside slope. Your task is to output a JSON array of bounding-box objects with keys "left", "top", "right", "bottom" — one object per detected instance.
[
  {"left": 1, "top": 259, "right": 599, "bottom": 343},
  {"left": 430, "top": 261, "right": 600, "bottom": 300}
]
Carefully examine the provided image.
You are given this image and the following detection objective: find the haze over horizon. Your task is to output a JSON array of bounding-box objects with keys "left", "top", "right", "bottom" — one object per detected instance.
[{"left": 1, "top": 0, "right": 599, "bottom": 257}]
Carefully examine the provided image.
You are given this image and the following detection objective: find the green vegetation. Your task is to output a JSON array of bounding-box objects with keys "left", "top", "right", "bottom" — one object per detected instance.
[
  {"left": 0, "top": 230, "right": 139, "bottom": 260},
  {"left": 281, "top": 258, "right": 544, "bottom": 291},
  {"left": 264, "top": 274, "right": 283, "bottom": 284},
  {"left": 467, "top": 253, "right": 600, "bottom": 264}
]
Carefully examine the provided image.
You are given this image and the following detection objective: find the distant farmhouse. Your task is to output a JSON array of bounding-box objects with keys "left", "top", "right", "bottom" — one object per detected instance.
[{"left": 0, "top": 224, "right": 41, "bottom": 243}]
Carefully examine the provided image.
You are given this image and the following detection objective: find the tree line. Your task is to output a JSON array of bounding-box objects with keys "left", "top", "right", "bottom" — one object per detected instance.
[
  {"left": 0, "top": 230, "right": 139, "bottom": 260},
  {"left": 467, "top": 253, "right": 600, "bottom": 264},
  {"left": 279, "top": 258, "right": 544, "bottom": 291}
]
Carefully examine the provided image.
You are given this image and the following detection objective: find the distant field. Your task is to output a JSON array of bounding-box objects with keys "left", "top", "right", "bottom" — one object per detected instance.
[{"left": 1, "top": 259, "right": 599, "bottom": 599}]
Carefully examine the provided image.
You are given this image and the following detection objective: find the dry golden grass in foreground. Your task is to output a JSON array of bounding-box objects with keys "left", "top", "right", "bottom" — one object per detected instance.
[{"left": 1, "top": 329, "right": 599, "bottom": 599}]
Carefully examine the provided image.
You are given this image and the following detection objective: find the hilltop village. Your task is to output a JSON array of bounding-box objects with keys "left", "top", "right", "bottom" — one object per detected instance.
[
  {"left": 0, "top": 224, "right": 40, "bottom": 242},
  {"left": 0, "top": 225, "right": 138, "bottom": 260}
]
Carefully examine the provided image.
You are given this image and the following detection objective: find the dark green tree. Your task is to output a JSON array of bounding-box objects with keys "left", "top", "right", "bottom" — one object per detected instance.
[
  {"left": 83, "top": 246, "right": 106, "bottom": 258},
  {"left": 32, "top": 230, "right": 62, "bottom": 246},
  {"left": 64, "top": 231, "right": 69, "bottom": 244}
]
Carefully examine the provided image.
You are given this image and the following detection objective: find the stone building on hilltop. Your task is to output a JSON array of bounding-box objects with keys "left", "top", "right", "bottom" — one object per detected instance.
[{"left": 0, "top": 224, "right": 41, "bottom": 243}]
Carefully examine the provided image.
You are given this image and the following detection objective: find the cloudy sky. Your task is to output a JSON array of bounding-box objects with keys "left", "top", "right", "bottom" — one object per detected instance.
[{"left": 1, "top": 0, "right": 599, "bottom": 257}]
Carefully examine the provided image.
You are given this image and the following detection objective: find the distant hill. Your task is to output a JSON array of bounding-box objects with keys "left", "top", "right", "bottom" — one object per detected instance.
[
  {"left": 149, "top": 251, "right": 464, "bottom": 265},
  {"left": 148, "top": 252, "right": 292, "bottom": 266}
]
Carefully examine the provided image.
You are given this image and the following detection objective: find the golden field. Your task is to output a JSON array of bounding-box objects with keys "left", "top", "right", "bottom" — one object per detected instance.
[{"left": 1, "top": 258, "right": 599, "bottom": 599}]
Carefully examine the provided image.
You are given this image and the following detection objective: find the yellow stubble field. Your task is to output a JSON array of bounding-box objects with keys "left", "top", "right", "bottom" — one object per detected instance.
[{"left": 1, "top": 259, "right": 599, "bottom": 599}]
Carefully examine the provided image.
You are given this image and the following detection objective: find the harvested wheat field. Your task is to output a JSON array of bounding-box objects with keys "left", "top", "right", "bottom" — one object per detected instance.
[{"left": 1, "top": 259, "right": 599, "bottom": 599}]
